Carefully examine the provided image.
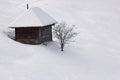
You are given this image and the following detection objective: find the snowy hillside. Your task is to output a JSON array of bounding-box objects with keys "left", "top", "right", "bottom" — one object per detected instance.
[{"left": 0, "top": 0, "right": 120, "bottom": 80}]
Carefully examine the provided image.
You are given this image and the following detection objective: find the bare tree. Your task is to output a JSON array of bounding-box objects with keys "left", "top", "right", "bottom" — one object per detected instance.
[{"left": 53, "top": 22, "right": 78, "bottom": 51}]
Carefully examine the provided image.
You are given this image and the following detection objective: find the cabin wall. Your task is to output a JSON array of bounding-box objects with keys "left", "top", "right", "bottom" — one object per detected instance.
[
  {"left": 40, "top": 26, "right": 52, "bottom": 42},
  {"left": 15, "top": 27, "right": 39, "bottom": 39},
  {"left": 15, "top": 26, "right": 52, "bottom": 44},
  {"left": 15, "top": 27, "right": 39, "bottom": 44}
]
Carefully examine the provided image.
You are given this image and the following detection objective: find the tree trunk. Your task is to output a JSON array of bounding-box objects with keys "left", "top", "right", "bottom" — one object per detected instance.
[
  {"left": 61, "top": 43, "right": 64, "bottom": 51},
  {"left": 27, "top": 4, "right": 29, "bottom": 10}
]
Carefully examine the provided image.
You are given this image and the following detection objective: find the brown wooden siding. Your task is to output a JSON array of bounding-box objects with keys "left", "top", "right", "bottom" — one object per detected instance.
[
  {"left": 15, "top": 25, "right": 52, "bottom": 44},
  {"left": 41, "top": 26, "right": 52, "bottom": 41},
  {"left": 15, "top": 27, "right": 39, "bottom": 39}
]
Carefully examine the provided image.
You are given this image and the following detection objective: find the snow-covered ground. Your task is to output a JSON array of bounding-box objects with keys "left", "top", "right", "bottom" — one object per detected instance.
[{"left": 0, "top": 0, "right": 120, "bottom": 80}]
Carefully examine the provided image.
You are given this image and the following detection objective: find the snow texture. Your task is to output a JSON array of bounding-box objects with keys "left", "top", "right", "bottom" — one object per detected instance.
[
  {"left": 10, "top": 7, "right": 57, "bottom": 27},
  {"left": 0, "top": 0, "right": 120, "bottom": 80}
]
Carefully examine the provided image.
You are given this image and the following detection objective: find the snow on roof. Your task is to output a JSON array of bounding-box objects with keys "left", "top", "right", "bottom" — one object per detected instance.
[{"left": 10, "top": 7, "right": 57, "bottom": 28}]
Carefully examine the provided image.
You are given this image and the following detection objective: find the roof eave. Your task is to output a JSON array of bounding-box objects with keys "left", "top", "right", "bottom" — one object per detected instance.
[{"left": 9, "top": 22, "right": 57, "bottom": 28}]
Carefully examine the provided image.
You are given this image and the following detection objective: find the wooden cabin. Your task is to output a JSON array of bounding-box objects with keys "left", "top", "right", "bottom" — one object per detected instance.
[{"left": 10, "top": 7, "right": 57, "bottom": 44}]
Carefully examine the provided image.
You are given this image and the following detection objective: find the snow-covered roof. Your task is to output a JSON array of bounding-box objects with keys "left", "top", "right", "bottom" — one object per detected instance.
[{"left": 10, "top": 7, "right": 57, "bottom": 28}]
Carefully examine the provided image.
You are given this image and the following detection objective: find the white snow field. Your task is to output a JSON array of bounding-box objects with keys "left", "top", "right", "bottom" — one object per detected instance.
[{"left": 0, "top": 0, "right": 120, "bottom": 80}]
